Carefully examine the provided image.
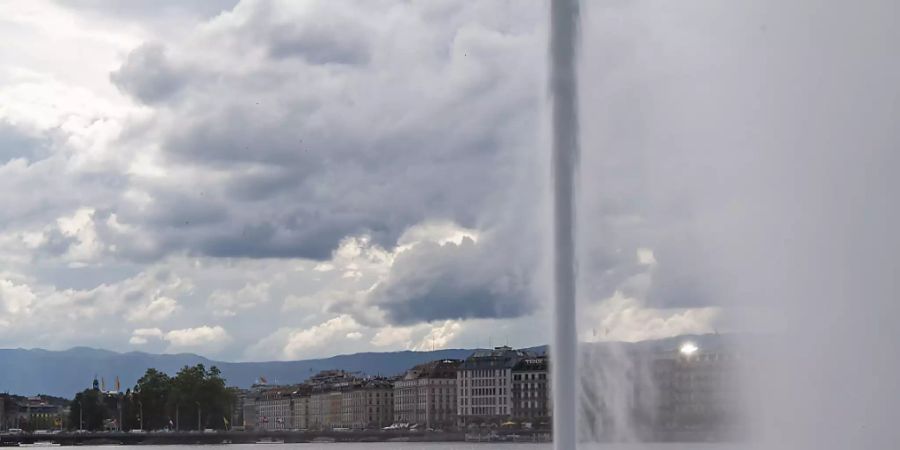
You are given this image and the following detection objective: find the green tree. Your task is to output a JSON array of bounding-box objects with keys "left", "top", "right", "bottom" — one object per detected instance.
[
  {"left": 168, "top": 365, "right": 234, "bottom": 431},
  {"left": 68, "top": 389, "right": 107, "bottom": 431},
  {"left": 134, "top": 368, "right": 173, "bottom": 431}
]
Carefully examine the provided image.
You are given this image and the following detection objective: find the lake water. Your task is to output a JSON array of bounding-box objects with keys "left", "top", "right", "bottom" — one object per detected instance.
[{"left": 72, "top": 444, "right": 749, "bottom": 450}]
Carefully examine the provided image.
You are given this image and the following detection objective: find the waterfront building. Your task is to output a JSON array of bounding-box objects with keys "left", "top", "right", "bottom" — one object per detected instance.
[
  {"left": 256, "top": 388, "right": 293, "bottom": 430},
  {"left": 343, "top": 378, "right": 393, "bottom": 429},
  {"left": 241, "top": 394, "right": 258, "bottom": 430},
  {"left": 653, "top": 342, "right": 743, "bottom": 437},
  {"left": 0, "top": 395, "right": 66, "bottom": 432},
  {"left": 456, "top": 346, "right": 532, "bottom": 428},
  {"left": 511, "top": 355, "right": 550, "bottom": 424},
  {"left": 393, "top": 359, "right": 460, "bottom": 429},
  {"left": 308, "top": 371, "right": 351, "bottom": 430},
  {"left": 228, "top": 387, "right": 247, "bottom": 431},
  {"left": 291, "top": 388, "right": 310, "bottom": 430}
]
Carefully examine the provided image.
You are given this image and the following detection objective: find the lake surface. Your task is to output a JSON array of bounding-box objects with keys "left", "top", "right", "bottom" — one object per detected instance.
[{"left": 73, "top": 444, "right": 749, "bottom": 450}]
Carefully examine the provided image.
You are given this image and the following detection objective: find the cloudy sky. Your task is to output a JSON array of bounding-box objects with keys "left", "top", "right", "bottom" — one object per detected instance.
[{"left": 2, "top": 0, "right": 894, "bottom": 363}]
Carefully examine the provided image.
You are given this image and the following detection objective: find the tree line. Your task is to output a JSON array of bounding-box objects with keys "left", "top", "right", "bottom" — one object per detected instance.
[{"left": 68, "top": 365, "right": 235, "bottom": 431}]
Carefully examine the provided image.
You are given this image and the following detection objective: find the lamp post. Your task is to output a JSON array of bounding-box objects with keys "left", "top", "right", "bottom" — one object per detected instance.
[
  {"left": 196, "top": 402, "right": 201, "bottom": 431},
  {"left": 138, "top": 400, "right": 143, "bottom": 432},
  {"left": 75, "top": 400, "right": 83, "bottom": 432}
]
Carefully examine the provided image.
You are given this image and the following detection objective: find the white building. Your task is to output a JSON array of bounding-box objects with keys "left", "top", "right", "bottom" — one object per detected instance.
[
  {"left": 255, "top": 388, "right": 293, "bottom": 430},
  {"left": 456, "top": 346, "right": 531, "bottom": 428},
  {"left": 393, "top": 359, "right": 460, "bottom": 429}
]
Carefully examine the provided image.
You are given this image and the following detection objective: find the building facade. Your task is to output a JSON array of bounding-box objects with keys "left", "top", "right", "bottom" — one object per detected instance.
[
  {"left": 256, "top": 388, "right": 293, "bottom": 430},
  {"left": 241, "top": 394, "right": 258, "bottom": 430},
  {"left": 343, "top": 379, "right": 393, "bottom": 430},
  {"left": 292, "top": 392, "right": 310, "bottom": 430},
  {"left": 654, "top": 345, "right": 743, "bottom": 437},
  {"left": 511, "top": 356, "right": 550, "bottom": 423},
  {"left": 0, "top": 395, "right": 65, "bottom": 432},
  {"left": 299, "top": 371, "right": 395, "bottom": 430},
  {"left": 456, "top": 346, "right": 531, "bottom": 428},
  {"left": 394, "top": 359, "right": 460, "bottom": 429}
]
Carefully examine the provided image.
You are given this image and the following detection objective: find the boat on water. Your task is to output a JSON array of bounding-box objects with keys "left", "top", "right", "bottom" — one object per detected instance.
[
  {"left": 254, "top": 438, "right": 285, "bottom": 444},
  {"left": 19, "top": 443, "right": 60, "bottom": 448}
]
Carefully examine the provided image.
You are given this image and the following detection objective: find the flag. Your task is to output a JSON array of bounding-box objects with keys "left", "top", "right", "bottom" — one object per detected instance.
[{"left": 115, "top": 376, "right": 120, "bottom": 392}]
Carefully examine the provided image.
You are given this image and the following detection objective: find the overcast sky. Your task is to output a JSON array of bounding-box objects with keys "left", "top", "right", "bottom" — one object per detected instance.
[{"left": 1, "top": 0, "right": 895, "bottom": 367}]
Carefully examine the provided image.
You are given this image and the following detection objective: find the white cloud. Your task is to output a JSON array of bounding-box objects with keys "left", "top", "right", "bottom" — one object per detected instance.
[
  {"left": 281, "top": 315, "right": 360, "bottom": 359},
  {"left": 369, "top": 320, "right": 462, "bottom": 351},
  {"left": 207, "top": 282, "right": 270, "bottom": 317},
  {"left": 0, "top": 279, "right": 36, "bottom": 319},
  {"left": 370, "top": 326, "right": 415, "bottom": 348},
  {"left": 126, "top": 296, "right": 181, "bottom": 322},
  {"left": 128, "top": 327, "right": 163, "bottom": 345},
  {"left": 416, "top": 320, "right": 462, "bottom": 351},
  {"left": 396, "top": 221, "right": 479, "bottom": 248},
  {"left": 581, "top": 291, "right": 720, "bottom": 343},
  {"left": 164, "top": 325, "right": 230, "bottom": 351},
  {"left": 249, "top": 315, "right": 363, "bottom": 361}
]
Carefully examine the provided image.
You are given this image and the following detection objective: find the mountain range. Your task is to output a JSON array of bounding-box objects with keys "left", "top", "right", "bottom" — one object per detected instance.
[{"left": 0, "top": 334, "right": 730, "bottom": 398}]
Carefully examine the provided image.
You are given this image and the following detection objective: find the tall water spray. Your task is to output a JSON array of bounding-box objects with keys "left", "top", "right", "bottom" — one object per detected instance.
[{"left": 549, "top": 0, "right": 580, "bottom": 449}]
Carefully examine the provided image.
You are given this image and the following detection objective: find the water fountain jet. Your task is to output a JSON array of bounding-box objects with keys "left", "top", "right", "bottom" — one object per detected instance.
[{"left": 549, "top": 0, "right": 580, "bottom": 449}]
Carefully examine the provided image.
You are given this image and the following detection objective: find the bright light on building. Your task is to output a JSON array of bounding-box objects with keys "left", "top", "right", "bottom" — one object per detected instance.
[{"left": 679, "top": 342, "right": 699, "bottom": 356}]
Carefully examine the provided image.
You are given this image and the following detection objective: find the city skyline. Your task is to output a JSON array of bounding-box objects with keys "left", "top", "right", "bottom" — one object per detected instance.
[{"left": 1, "top": 337, "right": 740, "bottom": 442}]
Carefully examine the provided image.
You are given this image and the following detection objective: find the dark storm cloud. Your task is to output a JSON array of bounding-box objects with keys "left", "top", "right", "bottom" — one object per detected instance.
[
  {"left": 101, "top": 1, "right": 542, "bottom": 263},
  {"left": 267, "top": 23, "right": 371, "bottom": 65},
  {"left": 110, "top": 43, "right": 187, "bottom": 104},
  {"left": 197, "top": 221, "right": 347, "bottom": 260},
  {"left": 161, "top": 104, "right": 326, "bottom": 168},
  {"left": 130, "top": 189, "right": 230, "bottom": 228},
  {"left": 368, "top": 237, "right": 533, "bottom": 324}
]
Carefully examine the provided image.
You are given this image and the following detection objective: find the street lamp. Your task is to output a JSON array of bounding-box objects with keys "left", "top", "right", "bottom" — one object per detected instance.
[
  {"left": 195, "top": 402, "right": 202, "bottom": 431},
  {"left": 74, "top": 399, "right": 83, "bottom": 432},
  {"left": 134, "top": 384, "right": 143, "bottom": 432}
]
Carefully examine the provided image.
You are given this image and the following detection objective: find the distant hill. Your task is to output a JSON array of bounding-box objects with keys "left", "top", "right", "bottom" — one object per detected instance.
[
  {"left": 0, "top": 347, "right": 476, "bottom": 398},
  {"left": 0, "top": 333, "right": 732, "bottom": 398}
]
